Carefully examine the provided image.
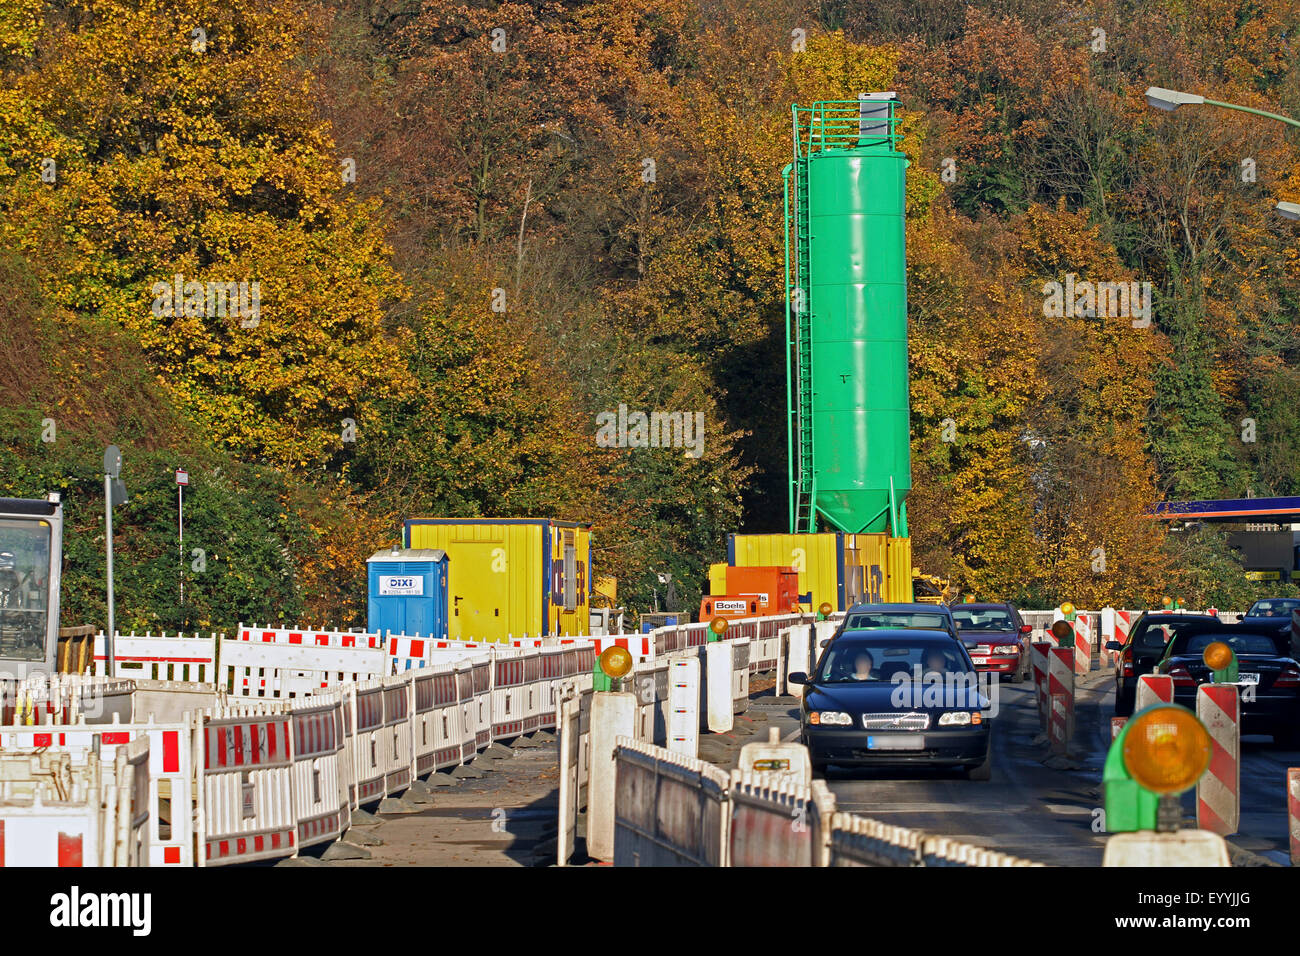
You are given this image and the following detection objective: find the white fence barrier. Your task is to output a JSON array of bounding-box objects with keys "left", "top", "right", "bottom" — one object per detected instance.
[
  {"left": 613, "top": 736, "right": 730, "bottom": 866},
  {"left": 93, "top": 631, "right": 220, "bottom": 683}
]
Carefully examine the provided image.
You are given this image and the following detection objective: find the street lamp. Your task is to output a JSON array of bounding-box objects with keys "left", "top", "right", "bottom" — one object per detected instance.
[
  {"left": 1144, "top": 87, "right": 1300, "bottom": 221},
  {"left": 1143, "top": 86, "right": 1300, "bottom": 129}
]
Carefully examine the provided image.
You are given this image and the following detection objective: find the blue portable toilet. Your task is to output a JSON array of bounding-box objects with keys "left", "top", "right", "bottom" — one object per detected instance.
[{"left": 367, "top": 548, "right": 450, "bottom": 639}]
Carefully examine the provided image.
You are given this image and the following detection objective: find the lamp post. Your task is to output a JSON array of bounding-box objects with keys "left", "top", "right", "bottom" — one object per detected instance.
[{"left": 1145, "top": 87, "right": 1300, "bottom": 221}]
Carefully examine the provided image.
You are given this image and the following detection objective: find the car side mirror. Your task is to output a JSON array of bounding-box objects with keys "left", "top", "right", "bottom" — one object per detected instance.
[
  {"left": 819, "top": 639, "right": 829, "bottom": 648},
  {"left": 787, "top": 672, "right": 807, "bottom": 686},
  {"left": 1105, "top": 641, "right": 1123, "bottom": 651},
  {"left": 1019, "top": 624, "right": 1033, "bottom": 634}
]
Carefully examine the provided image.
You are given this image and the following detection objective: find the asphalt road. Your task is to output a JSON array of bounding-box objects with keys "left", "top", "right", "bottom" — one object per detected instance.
[{"left": 735, "top": 670, "right": 1296, "bottom": 867}]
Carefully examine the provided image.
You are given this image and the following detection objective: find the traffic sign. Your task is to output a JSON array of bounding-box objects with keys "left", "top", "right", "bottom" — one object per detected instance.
[
  {"left": 175, "top": 469, "right": 189, "bottom": 486},
  {"left": 103, "top": 445, "right": 121, "bottom": 478}
]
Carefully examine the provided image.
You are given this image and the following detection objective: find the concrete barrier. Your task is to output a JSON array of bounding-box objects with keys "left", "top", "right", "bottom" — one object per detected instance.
[{"left": 612, "top": 736, "right": 730, "bottom": 866}]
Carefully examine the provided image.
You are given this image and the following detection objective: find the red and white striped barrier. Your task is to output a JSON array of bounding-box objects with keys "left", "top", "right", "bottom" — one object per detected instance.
[
  {"left": 198, "top": 703, "right": 297, "bottom": 866},
  {"left": 1072, "top": 614, "right": 1092, "bottom": 675},
  {"left": 1288, "top": 768, "right": 1300, "bottom": 866},
  {"left": 288, "top": 692, "right": 349, "bottom": 850},
  {"left": 1100, "top": 609, "right": 1134, "bottom": 668},
  {"left": 1110, "top": 717, "right": 1126, "bottom": 741},
  {"left": 387, "top": 635, "right": 436, "bottom": 672},
  {"left": 1135, "top": 674, "right": 1174, "bottom": 712},
  {"left": 221, "top": 636, "right": 386, "bottom": 698},
  {"left": 237, "top": 624, "right": 383, "bottom": 650},
  {"left": 93, "top": 631, "right": 220, "bottom": 683},
  {"left": 1195, "top": 684, "right": 1240, "bottom": 835},
  {"left": 1047, "top": 648, "right": 1074, "bottom": 753},
  {"left": 411, "top": 664, "right": 464, "bottom": 776},
  {"left": 1, "top": 719, "right": 195, "bottom": 866},
  {"left": 1030, "top": 642, "right": 1051, "bottom": 729}
]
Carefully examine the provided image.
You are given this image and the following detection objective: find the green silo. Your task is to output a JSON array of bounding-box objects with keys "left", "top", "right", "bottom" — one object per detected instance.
[{"left": 784, "top": 96, "right": 911, "bottom": 535}]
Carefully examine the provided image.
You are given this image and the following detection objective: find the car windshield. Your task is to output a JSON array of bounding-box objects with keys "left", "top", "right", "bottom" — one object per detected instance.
[
  {"left": 950, "top": 608, "right": 1014, "bottom": 630},
  {"left": 816, "top": 642, "right": 970, "bottom": 683},
  {"left": 1246, "top": 599, "right": 1300, "bottom": 617},
  {"left": 843, "top": 611, "right": 949, "bottom": 631},
  {"left": 1132, "top": 619, "right": 1211, "bottom": 652},
  {"left": 1172, "top": 631, "right": 1284, "bottom": 657}
]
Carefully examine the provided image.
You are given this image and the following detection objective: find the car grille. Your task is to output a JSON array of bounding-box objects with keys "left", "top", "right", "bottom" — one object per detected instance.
[
  {"left": 861, "top": 712, "right": 930, "bottom": 730},
  {"left": 972, "top": 645, "right": 991, "bottom": 655}
]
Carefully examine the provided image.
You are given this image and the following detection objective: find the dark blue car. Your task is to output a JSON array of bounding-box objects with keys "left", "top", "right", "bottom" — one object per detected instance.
[{"left": 789, "top": 629, "right": 993, "bottom": 780}]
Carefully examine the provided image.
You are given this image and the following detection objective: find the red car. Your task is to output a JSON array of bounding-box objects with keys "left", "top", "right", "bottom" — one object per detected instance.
[{"left": 951, "top": 603, "right": 1033, "bottom": 682}]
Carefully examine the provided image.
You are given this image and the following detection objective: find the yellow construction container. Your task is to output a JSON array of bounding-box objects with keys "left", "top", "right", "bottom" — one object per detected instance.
[
  {"left": 708, "top": 563, "right": 729, "bottom": 596},
  {"left": 727, "top": 532, "right": 913, "bottom": 612},
  {"left": 404, "top": 519, "right": 592, "bottom": 642}
]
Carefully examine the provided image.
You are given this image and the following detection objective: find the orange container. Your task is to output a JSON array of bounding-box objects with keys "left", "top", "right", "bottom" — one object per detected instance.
[{"left": 698, "top": 566, "right": 800, "bottom": 620}]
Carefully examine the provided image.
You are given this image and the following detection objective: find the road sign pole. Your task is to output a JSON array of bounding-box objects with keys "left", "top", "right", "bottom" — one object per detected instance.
[
  {"left": 178, "top": 481, "right": 184, "bottom": 611},
  {"left": 104, "top": 471, "right": 115, "bottom": 672}
]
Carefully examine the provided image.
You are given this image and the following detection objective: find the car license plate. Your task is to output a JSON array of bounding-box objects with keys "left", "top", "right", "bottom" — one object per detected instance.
[
  {"left": 867, "top": 736, "right": 923, "bottom": 751},
  {"left": 971, "top": 657, "right": 988, "bottom": 665},
  {"left": 1238, "top": 673, "right": 1260, "bottom": 685}
]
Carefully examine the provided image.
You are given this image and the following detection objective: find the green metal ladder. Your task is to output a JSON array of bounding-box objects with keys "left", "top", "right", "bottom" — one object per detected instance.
[{"left": 792, "top": 152, "right": 816, "bottom": 534}]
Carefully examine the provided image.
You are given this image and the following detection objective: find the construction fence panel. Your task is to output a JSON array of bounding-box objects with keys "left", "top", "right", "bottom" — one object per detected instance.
[
  {"left": 92, "top": 631, "right": 220, "bottom": 683},
  {"left": 222, "top": 638, "right": 386, "bottom": 700},
  {"left": 612, "top": 736, "right": 730, "bottom": 867},
  {"left": 289, "top": 692, "right": 348, "bottom": 851},
  {"left": 199, "top": 703, "right": 296, "bottom": 866}
]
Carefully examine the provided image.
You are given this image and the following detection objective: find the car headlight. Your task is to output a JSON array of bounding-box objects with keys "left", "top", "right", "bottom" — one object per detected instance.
[
  {"left": 937, "top": 711, "right": 980, "bottom": 726},
  {"left": 993, "top": 645, "right": 1021, "bottom": 655},
  {"left": 809, "top": 711, "right": 852, "bottom": 726}
]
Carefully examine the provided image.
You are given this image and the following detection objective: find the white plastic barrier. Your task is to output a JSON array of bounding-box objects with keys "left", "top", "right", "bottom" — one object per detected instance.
[
  {"left": 613, "top": 735, "right": 730, "bottom": 866},
  {"left": 387, "top": 635, "right": 437, "bottom": 672},
  {"left": 0, "top": 796, "right": 105, "bottom": 867},
  {"left": 728, "top": 769, "right": 835, "bottom": 867},
  {"left": 730, "top": 637, "right": 751, "bottom": 714},
  {"left": 2, "top": 674, "right": 135, "bottom": 726},
  {"left": 704, "top": 642, "right": 735, "bottom": 733},
  {"left": 920, "top": 834, "right": 1043, "bottom": 867},
  {"left": 288, "top": 691, "right": 349, "bottom": 850},
  {"left": 93, "top": 631, "right": 220, "bottom": 682},
  {"left": 631, "top": 659, "right": 669, "bottom": 744},
  {"left": 827, "top": 812, "right": 922, "bottom": 867},
  {"left": 236, "top": 624, "right": 383, "bottom": 650},
  {"left": 490, "top": 648, "right": 542, "bottom": 740},
  {"left": 346, "top": 680, "right": 387, "bottom": 807},
  {"left": 380, "top": 673, "right": 414, "bottom": 796},
  {"left": 539, "top": 646, "right": 582, "bottom": 731},
  {"left": 411, "top": 664, "right": 463, "bottom": 776},
  {"left": 222, "top": 636, "right": 386, "bottom": 699},
  {"left": 198, "top": 702, "right": 297, "bottom": 866},
  {"left": 783, "top": 624, "right": 814, "bottom": 699},
  {"left": 468, "top": 657, "right": 492, "bottom": 751},
  {"left": 557, "top": 693, "right": 581, "bottom": 866},
  {"left": 1, "top": 719, "right": 194, "bottom": 866}
]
